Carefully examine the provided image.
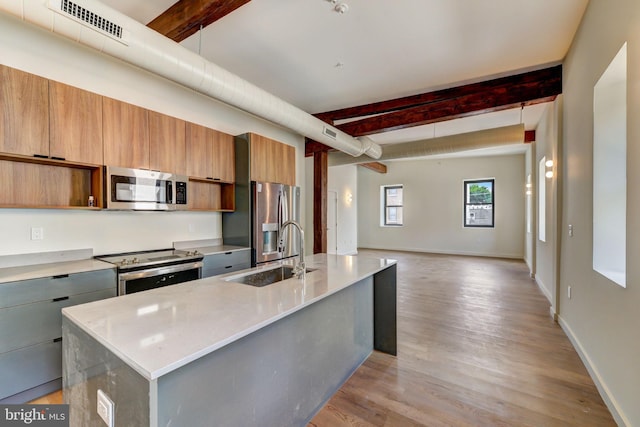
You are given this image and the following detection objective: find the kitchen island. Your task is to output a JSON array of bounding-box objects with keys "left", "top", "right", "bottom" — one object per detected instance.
[{"left": 62, "top": 253, "right": 396, "bottom": 426}]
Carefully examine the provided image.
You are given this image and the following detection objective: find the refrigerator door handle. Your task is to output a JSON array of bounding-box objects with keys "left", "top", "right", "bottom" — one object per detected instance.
[
  {"left": 281, "top": 189, "right": 289, "bottom": 223},
  {"left": 277, "top": 190, "right": 284, "bottom": 253},
  {"left": 278, "top": 188, "right": 291, "bottom": 254}
]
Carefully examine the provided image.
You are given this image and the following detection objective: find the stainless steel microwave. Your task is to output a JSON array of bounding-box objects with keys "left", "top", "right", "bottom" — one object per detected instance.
[{"left": 104, "top": 166, "right": 188, "bottom": 210}]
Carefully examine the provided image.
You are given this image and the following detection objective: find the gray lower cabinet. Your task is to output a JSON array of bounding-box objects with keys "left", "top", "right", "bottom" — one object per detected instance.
[
  {"left": 0, "top": 268, "right": 116, "bottom": 402},
  {"left": 202, "top": 249, "right": 251, "bottom": 278},
  {"left": 0, "top": 341, "right": 62, "bottom": 401}
]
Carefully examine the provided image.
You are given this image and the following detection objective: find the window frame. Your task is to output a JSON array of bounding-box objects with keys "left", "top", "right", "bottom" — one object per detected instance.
[
  {"left": 463, "top": 179, "right": 495, "bottom": 228},
  {"left": 383, "top": 185, "right": 404, "bottom": 227}
]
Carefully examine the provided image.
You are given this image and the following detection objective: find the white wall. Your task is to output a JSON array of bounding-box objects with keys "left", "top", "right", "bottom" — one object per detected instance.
[
  {"left": 0, "top": 210, "right": 221, "bottom": 256},
  {"left": 534, "top": 101, "right": 562, "bottom": 304},
  {"left": 357, "top": 155, "right": 525, "bottom": 258},
  {"left": 0, "top": 13, "right": 305, "bottom": 257},
  {"left": 559, "top": 0, "right": 640, "bottom": 424},
  {"left": 524, "top": 145, "right": 535, "bottom": 273},
  {"left": 328, "top": 165, "right": 358, "bottom": 255}
]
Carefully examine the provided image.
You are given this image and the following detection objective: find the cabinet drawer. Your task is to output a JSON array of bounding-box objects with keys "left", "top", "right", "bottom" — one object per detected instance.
[
  {"left": 203, "top": 250, "right": 250, "bottom": 270},
  {"left": 0, "top": 288, "right": 116, "bottom": 354},
  {"left": 0, "top": 340, "right": 62, "bottom": 401},
  {"left": 0, "top": 268, "right": 116, "bottom": 309},
  {"left": 202, "top": 250, "right": 250, "bottom": 278},
  {"left": 203, "top": 263, "right": 251, "bottom": 279}
]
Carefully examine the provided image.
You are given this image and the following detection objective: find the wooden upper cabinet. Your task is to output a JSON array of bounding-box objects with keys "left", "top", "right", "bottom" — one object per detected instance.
[
  {"left": 49, "top": 81, "right": 103, "bottom": 165},
  {"left": 186, "top": 122, "right": 234, "bottom": 182},
  {"left": 149, "top": 111, "right": 186, "bottom": 175},
  {"left": 277, "top": 140, "right": 295, "bottom": 186},
  {"left": 186, "top": 122, "right": 213, "bottom": 179},
  {"left": 0, "top": 65, "right": 49, "bottom": 158},
  {"left": 250, "top": 133, "right": 295, "bottom": 186},
  {"left": 102, "top": 97, "right": 149, "bottom": 169},
  {"left": 212, "top": 131, "right": 235, "bottom": 182}
]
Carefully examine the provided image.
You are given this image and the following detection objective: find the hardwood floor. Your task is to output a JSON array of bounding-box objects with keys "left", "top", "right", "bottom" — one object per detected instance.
[
  {"left": 31, "top": 250, "right": 615, "bottom": 426},
  {"left": 309, "top": 250, "right": 615, "bottom": 427},
  {"left": 29, "top": 390, "right": 62, "bottom": 405}
]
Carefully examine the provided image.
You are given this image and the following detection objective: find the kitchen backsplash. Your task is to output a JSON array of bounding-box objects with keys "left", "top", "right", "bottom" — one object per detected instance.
[{"left": 0, "top": 209, "right": 222, "bottom": 256}]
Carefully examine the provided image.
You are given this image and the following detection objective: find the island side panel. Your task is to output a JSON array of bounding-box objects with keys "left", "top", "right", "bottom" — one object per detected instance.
[
  {"left": 374, "top": 264, "right": 397, "bottom": 355},
  {"left": 62, "top": 318, "right": 151, "bottom": 427},
  {"left": 156, "top": 276, "right": 374, "bottom": 427}
]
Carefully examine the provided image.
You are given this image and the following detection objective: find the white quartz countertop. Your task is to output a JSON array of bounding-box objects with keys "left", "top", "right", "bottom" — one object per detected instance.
[
  {"left": 0, "top": 259, "right": 114, "bottom": 284},
  {"left": 62, "top": 253, "right": 396, "bottom": 380}
]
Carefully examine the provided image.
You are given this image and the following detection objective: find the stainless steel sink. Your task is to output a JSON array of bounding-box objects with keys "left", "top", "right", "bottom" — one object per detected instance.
[{"left": 226, "top": 265, "right": 316, "bottom": 287}]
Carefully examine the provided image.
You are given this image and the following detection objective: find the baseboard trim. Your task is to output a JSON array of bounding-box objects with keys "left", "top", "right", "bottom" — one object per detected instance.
[
  {"left": 534, "top": 276, "right": 553, "bottom": 303},
  {"left": 525, "top": 257, "right": 533, "bottom": 274},
  {"left": 338, "top": 250, "right": 358, "bottom": 256},
  {"left": 557, "top": 315, "right": 629, "bottom": 427},
  {"left": 357, "top": 246, "right": 523, "bottom": 260}
]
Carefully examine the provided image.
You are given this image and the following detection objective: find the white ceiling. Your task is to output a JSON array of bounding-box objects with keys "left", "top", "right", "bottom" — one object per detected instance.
[{"left": 99, "top": 0, "right": 588, "bottom": 155}]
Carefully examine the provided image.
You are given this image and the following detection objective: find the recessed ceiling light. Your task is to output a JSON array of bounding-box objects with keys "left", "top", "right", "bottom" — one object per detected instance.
[{"left": 334, "top": 3, "right": 349, "bottom": 14}]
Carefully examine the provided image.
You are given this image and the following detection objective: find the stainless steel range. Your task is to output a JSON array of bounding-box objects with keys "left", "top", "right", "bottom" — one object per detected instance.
[{"left": 96, "top": 249, "right": 204, "bottom": 295}]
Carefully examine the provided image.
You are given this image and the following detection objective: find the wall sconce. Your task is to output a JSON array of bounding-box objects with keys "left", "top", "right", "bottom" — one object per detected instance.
[{"left": 545, "top": 159, "right": 554, "bottom": 179}]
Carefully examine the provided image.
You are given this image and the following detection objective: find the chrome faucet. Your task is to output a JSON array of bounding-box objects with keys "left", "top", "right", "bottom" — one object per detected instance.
[{"left": 279, "top": 220, "right": 305, "bottom": 279}]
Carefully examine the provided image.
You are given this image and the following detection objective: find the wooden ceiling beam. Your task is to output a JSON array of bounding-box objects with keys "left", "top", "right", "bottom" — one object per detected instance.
[
  {"left": 305, "top": 139, "right": 332, "bottom": 157},
  {"left": 359, "top": 162, "right": 387, "bottom": 173},
  {"left": 147, "top": 0, "right": 251, "bottom": 43},
  {"left": 525, "top": 130, "right": 536, "bottom": 143},
  {"left": 339, "top": 96, "right": 557, "bottom": 137},
  {"left": 315, "top": 65, "right": 561, "bottom": 137},
  {"left": 305, "top": 138, "right": 387, "bottom": 173}
]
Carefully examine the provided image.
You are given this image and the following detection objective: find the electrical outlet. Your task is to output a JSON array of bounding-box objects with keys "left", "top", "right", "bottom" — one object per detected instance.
[
  {"left": 30, "top": 227, "right": 44, "bottom": 241},
  {"left": 568, "top": 224, "right": 574, "bottom": 237},
  {"left": 97, "top": 389, "right": 114, "bottom": 427},
  {"left": 568, "top": 286, "right": 572, "bottom": 299}
]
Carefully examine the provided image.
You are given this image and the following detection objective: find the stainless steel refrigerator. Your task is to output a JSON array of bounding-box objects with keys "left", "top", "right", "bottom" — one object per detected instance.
[
  {"left": 251, "top": 181, "right": 301, "bottom": 265},
  {"left": 221, "top": 135, "right": 301, "bottom": 267}
]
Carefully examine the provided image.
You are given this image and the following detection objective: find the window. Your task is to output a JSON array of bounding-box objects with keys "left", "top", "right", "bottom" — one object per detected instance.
[
  {"left": 382, "top": 185, "right": 403, "bottom": 226},
  {"left": 464, "top": 179, "right": 494, "bottom": 227},
  {"left": 593, "top": 42, "right": 627, "bottom": 287}
]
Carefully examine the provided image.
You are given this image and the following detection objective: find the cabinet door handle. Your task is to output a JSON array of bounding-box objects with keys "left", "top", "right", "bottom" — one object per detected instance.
[
  {"left": 225, "top": 265, "right": 232, "bottom": 269},
  {"left": 225, "top": 252, "right": 232, "bottom": 255},
  {"left": 213, "top": 178, "right": 221, "bottom": 181},
  {"left": 52, "top": 296, "right": 70, "bottom": 302},
  {"left": 53, "top": 337, "right": 62, "bottom": 343},
  {"left": 51, "top": 156, "right": 66, "bottom": 161},
  {"left": 52, "top": 274, "right": 69, "bottom": 279},
  {"left": 33, "top": 154, "right": 48, "bottom": 159},
  {"left": 206, "top": 177, "right": 214, "bottom": 180}
]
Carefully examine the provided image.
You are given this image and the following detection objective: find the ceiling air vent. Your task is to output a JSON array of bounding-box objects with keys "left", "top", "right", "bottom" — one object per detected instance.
[
  {"left": 49, "top": 0, "right": 129, "bottom": 44},
  {"left": 323, "top": 126, "right": 337, "bottom": 140}
]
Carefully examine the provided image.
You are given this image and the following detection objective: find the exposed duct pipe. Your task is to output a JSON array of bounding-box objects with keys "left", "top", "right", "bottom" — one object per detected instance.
[
  {"left": 328, "top": 124, "right": 525, "bottom": 166},
  {"left": 0, "top": 0, "right": 382, "bottom": 159}
]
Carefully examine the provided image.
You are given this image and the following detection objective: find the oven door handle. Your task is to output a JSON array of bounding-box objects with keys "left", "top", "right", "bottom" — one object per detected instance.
[{"left": 118, "top": 261, "right": 203, "bottom": 282}]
